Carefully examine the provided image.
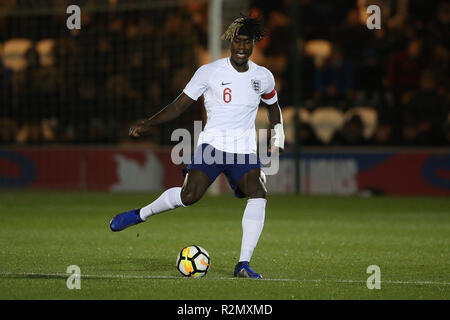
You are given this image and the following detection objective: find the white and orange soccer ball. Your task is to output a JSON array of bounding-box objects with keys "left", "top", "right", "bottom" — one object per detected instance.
[{"left": 176, "top": 245, "right": 210, "bottom": 278}]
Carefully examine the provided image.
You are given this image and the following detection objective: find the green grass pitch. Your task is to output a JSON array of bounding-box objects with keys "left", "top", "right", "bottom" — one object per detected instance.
[{"left": 0, "top": 191, "right": 449, "bottom": 300}]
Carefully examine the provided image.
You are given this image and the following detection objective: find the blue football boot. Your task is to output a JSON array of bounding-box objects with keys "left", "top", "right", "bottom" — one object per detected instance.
[
  {"left": 234, "top": 261, "right": 263, "bottom": 279},
  {"left": 110, "top": 209, "right": 143, "bottom": 232}
]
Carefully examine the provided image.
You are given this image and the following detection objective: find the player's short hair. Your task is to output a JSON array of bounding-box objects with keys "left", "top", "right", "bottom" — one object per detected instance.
[{"left": 221, "top": 14, "right": 264, "bottom": 42}]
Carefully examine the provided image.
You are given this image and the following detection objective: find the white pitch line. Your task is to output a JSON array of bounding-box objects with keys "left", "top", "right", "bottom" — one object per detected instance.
[{"left": 1, "top": 272, "right": 449, "bottom": 286}]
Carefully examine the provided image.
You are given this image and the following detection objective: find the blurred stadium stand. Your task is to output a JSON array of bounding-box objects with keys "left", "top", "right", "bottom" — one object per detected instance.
[
  {"left": 309, "top": 106, "right": 345, "bottom": 144},
  {"left": 0, "top": 0, "right": 448, "bottom": 196},
  {"left": 0, "top": 0, "right": 448, "bottom": 148}
]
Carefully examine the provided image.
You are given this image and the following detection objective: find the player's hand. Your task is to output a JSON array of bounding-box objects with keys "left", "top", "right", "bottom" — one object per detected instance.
[{"left": 128, "top": 123, "right": 145, "bottom": 137}]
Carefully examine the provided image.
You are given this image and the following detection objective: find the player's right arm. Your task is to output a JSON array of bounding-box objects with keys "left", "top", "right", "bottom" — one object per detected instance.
[
  {"left": 130, "top": 64, "right": 210, "bottom": 138},
  {"left": 129, "top": 92, "right": 195, "bottom": 137}
]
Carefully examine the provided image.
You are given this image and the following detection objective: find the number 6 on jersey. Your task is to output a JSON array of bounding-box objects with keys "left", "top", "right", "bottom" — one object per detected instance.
[{"left": 223, "top": 88, "right": 232, "bottom": 103}]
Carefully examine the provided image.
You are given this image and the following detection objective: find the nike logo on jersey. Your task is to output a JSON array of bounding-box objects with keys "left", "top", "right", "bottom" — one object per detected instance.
[{"left": 221, "top": 82, "right": 232, "bottom": 85}]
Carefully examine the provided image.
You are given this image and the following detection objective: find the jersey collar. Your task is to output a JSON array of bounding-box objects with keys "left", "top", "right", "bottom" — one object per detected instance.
[{"left": 226, "top": 57, "right": 254, "bottom": 74}]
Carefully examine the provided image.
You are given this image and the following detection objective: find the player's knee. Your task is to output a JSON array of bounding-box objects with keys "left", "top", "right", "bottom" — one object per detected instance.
[
  {"left": 246, "top": 185, "right": 267, "bottom": 199},
  {"left": 180, "top": 188, "right": 202, "bottom": 206}
]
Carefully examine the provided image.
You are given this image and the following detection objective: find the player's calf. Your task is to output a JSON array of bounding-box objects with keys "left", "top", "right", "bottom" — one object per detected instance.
[
  {"left": 180, "top": 170, "right": 211, "bottom": 206},
  {"left": 237, "top": 168, "right": 267, "bottom": 199},
  {"left": 180, "top": 188, "right": 203, "bottom": 206}
]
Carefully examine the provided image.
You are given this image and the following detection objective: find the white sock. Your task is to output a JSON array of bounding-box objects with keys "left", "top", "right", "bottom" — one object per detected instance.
[
  {"left": 139, "top": 187, "right": 186, "bottom": 221},
  {"left": 239, "top": 198, "right": 266, "bottom": 263}
]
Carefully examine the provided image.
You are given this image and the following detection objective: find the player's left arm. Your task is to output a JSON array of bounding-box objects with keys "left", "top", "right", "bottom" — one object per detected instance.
[
  {"left": 264, "top": 100, "right": 285, "bottom": 153},
  {"left": 261, "top": 68, "right": 284, "bottom": 153}
]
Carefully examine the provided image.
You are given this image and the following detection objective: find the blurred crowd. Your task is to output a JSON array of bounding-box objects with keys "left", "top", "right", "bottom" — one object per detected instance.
[
  {"left": 0, "top": 0, "right": 448, "bottom": 147},
  {"left": 0, "top": 0, "right": 208, "bottom": 145},
  {"left": 251, "top": 0, "right": 449, "bottom": 147}
]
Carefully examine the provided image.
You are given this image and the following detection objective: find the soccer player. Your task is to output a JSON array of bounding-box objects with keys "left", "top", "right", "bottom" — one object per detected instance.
[{"left": 109, "top": 15, "right": 285, "bottom": 279}]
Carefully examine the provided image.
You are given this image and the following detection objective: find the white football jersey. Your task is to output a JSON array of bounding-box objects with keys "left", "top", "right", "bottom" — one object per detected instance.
[{"left": 183, "top": 57, "right": 278, "bottom": 154}]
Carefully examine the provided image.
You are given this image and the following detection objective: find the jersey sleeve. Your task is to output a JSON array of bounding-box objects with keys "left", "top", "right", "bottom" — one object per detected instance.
[
  {"left": 260, "top": 68, "right": 278, "bottom": 105},
  {"left": 183, "top": 65, "right": 210, "bottom": 101}
]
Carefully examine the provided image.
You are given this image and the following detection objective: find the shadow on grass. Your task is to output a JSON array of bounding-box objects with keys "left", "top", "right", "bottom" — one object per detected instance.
[
  {"left": 101, "top": 257, "right": 175, "bottom": 273},
  {"left": 0, "top": 273, "right": 69, "bottom": 280}
]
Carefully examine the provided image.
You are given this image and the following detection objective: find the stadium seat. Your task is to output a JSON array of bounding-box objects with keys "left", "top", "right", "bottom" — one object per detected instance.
[
  {"left": 0, "top": 118, "right": 19, "bottom": 144},
  {"left": 298, "top": 108, "right": 311, "bottom": 123},
  {"left": 345, "top": 106, "right": 378, "bottom": 139},
  {"left": 304, "top": 39, "right": 332, "bottom": 67},
  {"left": 2, "top": 38, "right": 33, "bottom": 71},
  {"left": 309, "top": 107, "right": 345, "bottom": 144},
  {"left": 36, "top": 39, "right": 55, "bottom": 67}
]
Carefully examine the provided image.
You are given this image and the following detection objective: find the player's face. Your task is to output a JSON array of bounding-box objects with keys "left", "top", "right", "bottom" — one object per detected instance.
[{"left": 230, "top": 35, "right": 254, "bottom": 66}]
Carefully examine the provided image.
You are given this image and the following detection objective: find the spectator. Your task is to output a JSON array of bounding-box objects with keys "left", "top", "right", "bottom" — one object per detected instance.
[
  {"left": 0, "top": 1, "right": 447, "bottom": 147},
  {"left": 15, "top": 45, "right": 42, "bottom": 144},
  {"left": 399, "top": 112, "right": 419, "bottom": 146},
  {"left": 355, "top": 29, "right": 390, "bottom": 106},
  {"left": 401, "top": 71, "right": 449, "bottom": 145},
  {"left": 443, "top": 122, "right": 450, "bottom": 146},
  {"left": 427, "top": 2, "right": 450, "bottom": 46},
  {"left": 428, "top": 43, "right": 450, "bottom": 96},
  {"left": 369, "top": 121, "right": 396, "bottom": 146},
  {"left": 297, "top": 122, "right": 322, "bottom": 146},
  {"left": 330, "top": 114, "right": 367, "bottom": 146},
  {"left": 386, "top": 39, "right": 425, "bottom": 92},
  {"left": 333, "top": 7, "right": 371, "bottom": 60},
  {"left": 314, "top": 44, "right": 356, "bottom": 106}
]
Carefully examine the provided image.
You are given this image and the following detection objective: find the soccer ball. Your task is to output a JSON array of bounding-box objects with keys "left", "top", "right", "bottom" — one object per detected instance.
[{"left": 176, "top": 245, "right": 210, "bottom": 278}]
